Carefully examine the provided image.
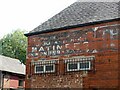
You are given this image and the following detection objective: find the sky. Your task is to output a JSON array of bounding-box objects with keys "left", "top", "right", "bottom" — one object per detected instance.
[
  {"left": 0, "top": 0, "right": 119, "bottom": 39},
  {"left": 0, "top": 0, "right": 76, "bottom": 39}
]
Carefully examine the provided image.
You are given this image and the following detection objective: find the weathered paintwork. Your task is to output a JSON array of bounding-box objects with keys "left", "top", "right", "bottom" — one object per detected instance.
[{"left": 25, "top": 21, "right": 120, "bottom": 89}]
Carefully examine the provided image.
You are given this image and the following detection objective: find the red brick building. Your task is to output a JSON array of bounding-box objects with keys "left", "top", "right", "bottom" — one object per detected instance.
[
  {"left": 0, "top": 55, "right": 25, "bottom": 89},
  {"left": 25, "top": 1, "right": 120, "bottom": 89}
]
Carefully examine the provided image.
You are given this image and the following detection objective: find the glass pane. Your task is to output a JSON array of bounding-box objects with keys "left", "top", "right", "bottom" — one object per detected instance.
[
  {"left": 46, "top": 65, "right": 54, "bottom": 72},
  {"left": 36, "top": 65, "right": 44, "bottom": 72},
  {"left": 68, "top": 63, "right": 78, "bottom": 70},
  {"left": 19, "top": 80, "right": 24, "bottom": 86},
  {"left": 79, "top": 62, "right": 90, "bottom": 70}
]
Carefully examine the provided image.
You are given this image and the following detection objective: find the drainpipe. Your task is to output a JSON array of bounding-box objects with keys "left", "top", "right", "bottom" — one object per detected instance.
[
  {"left": 2, "top": 74, "right": 4, "bottom": 90},
  {"left": 0, "top": 71, "right": 3, "bottom": 90},
  {"left": 0, "top": 71, "right": 4, "bottom": 90},
  {"left": 0, "top": 70, "right": 2, "bottom": 90}
]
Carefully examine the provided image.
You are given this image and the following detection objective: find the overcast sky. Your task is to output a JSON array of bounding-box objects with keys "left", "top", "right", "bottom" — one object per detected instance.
[
  {"left": 0, "top": 0, "right": 119, "bottom": 39},
  {"left": 0, "top": 0, "right": 76, "bottom": 38}
]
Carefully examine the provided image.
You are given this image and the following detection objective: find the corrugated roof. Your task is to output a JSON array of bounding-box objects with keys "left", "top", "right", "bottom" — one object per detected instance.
[
  {"left": 0, "top": 55, "right": 25, "bottom": 75},
  {"left": 26, "top": 2, "right": 119, "bottom": 36}
]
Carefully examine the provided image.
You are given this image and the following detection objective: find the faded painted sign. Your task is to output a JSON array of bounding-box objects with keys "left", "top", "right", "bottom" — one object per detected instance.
[{"left": 29, "top": 24, "right": 119, "bottom": 57}]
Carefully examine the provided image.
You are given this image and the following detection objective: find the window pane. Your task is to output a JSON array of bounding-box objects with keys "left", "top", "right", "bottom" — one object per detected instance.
[
  {"left": 19, "top": 80, "right": 24, "bottom": 86},
  {"left": 46, "top": 65, "right": 54, "bottom": 72},
  {"left": 79, "top": 62, "right": 90, "bottom": 70},
  {"left": 67, "top": 63, "right": 78, "bottom": 71},
  {"left": 36, "top": 65, "right": 44, "bottom": 72}
]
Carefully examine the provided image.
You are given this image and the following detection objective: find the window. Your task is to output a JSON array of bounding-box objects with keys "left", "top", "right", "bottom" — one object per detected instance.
[
  {"left": 67, "top": 62, "right": 78, "bottom": 71},
  {"left": 79, "top": 61, "right": 91, "bottom": 70},
  {"left": 67, "top": 61, "right": 91, "bottom": 72},
  {"left": 18, "top": 80, "right": 24, "bottom": 86},
  {"left": 35, "top": 64, "right": 55, "bottom": 73},
  {"left": 46, "top": 65, "right": 54, "bottom": 72},
  {"left": 35, "top": 65, "right": 44, "bottom": 73}
]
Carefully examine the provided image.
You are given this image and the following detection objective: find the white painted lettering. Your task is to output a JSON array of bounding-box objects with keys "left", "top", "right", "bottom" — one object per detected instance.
[
  {"left": 39, "top": 47, "right": 45, "bottom": 52},
  {"left": 53, "top": 46, "right": 55, "bottom": 50},
  {"left": 46, "top": 46, "right": 51, "bottom": 51},
  {"left": 65, "top": 44, "right": 69, "bottom": 48},
  {"left": 32, "top": 47, "right": 37, "bottom": 52},
  {"left": 44, "top": 41, "right": 50, "bottom": 46},
  {"left": 56, "top": 45, "right": 62, "bottom": 50}
]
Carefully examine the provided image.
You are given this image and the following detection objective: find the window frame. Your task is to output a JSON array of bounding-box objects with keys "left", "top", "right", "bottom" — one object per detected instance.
[
  {"left": 18, "top": 79, "right": 24, "bottom": 87},
  {"left": 67, "top": 62, "right": 79, "bottom": 71},
  {"left": 45, "top": 64, "right": 55, "bottom": 73},
  {"left": 35, "top": 64, "right": 55, "bottom": 74},
  {"left": 79, "top": 61, "right": 91, "bottom": 70},
  {"left": 66, "top": 61, "right": 91, "bottom": 72},
  {"left": 35, "top": 64, "right": 44, "bottom": 73}
]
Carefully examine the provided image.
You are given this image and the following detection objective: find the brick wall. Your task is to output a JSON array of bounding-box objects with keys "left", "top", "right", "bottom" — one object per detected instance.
[
  {"left": 83, "top": 52, "right": 119, "bottom": 88},
  {"left": 25, "top": 21, "right": 120, "bottom": 89}
]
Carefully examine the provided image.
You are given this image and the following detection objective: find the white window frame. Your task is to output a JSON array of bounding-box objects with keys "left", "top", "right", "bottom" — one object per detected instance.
[
  {"left": 45, "top": 64, "right": 55, "bottom": 73},
  {"left": 79, "top": 61, "right": 91, "bottom": 70},
  {"left": 67, "top": 62, "right": 79, "bottom": 71},
  {"left": 35, "top": 65, "right": 44, "bottom": 73},
  {"left": 67, "top": 61, "right": 91, "bottom": 72},
  {"left": 35, "top": 64, "right": 55, "bottom": 73}
]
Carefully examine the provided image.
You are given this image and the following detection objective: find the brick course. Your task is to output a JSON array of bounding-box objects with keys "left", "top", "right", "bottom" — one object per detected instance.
[{"left": 25, "top": 21, "right": 120, "bottom": 89}]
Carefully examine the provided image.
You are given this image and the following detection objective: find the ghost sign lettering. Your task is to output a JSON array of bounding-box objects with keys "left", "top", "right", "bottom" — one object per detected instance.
[{"left": 30, "top": 25, "right": 119, "bottom": 57}]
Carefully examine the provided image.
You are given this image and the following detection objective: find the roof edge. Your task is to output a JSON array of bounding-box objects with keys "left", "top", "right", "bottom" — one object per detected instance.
[
  {"left": 76, "top": 0, "right": 120, "bottom": 2},
  {"left": 24, "top": 18, "right": 120, "bottom": 37},
  {"left": 2, "top": 70, "right": 25, "bottom": 76}
]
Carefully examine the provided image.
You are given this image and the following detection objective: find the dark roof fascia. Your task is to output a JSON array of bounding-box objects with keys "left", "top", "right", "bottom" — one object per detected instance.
[
  {"left": 24, "top": 18, "right": 120, "bottom": 37},
  {"left": 2, "top": 70, "right": 25, "bottom": 77}
]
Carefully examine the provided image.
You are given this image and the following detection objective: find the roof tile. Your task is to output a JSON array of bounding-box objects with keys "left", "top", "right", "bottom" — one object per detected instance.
[{"left": 28, "top": 2, "right": 119, "bottom": 35}]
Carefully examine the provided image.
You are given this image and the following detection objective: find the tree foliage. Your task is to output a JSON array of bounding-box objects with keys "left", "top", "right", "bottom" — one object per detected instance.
[{"left": 0, "top": 29, "right": 27, "bottom": 64}]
